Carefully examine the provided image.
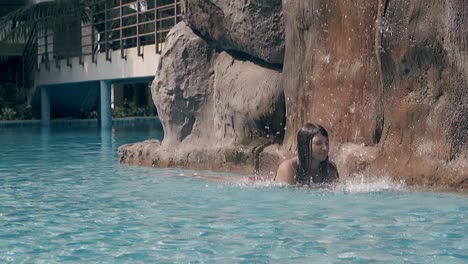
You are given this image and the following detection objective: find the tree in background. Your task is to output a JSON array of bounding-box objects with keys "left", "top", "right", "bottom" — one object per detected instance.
[
  {"left": 0, "top": 0, "right": 90, "bottom": 45},
  {"left": 0, "top": 0, "right": 90, "bottom": 120}
]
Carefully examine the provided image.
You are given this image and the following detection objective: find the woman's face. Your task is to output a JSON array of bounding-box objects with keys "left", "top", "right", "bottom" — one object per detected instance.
[{"left": 310, "top": 133, "right": 329, "bottom": 161}]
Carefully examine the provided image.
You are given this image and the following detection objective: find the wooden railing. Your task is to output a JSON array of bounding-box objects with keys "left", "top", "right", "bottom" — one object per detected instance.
[{"left": 34, "top": 0, "right": 182, "bottom": 70}]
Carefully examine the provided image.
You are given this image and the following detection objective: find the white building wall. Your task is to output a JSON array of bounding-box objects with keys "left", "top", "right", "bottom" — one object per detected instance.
[{"left": 35, "top": 44, "right": 160, "bottom": 86}]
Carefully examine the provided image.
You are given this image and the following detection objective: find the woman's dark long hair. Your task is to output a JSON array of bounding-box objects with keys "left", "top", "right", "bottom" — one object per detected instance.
[{"left": 296, "top": 123, "right": 329, "bottom": 184}]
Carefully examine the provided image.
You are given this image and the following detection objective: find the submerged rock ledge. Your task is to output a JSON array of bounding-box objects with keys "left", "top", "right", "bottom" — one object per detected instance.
[
  {"left": 119, "top": 0, "right": 467, "bottom": 191},
  {"left": 119, "top": 140, "right": 261, "bottom": 173}
]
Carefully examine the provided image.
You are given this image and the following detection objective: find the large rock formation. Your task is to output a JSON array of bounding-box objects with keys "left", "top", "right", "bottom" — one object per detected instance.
[
  {"left": 119, "top": 22, "right": 284, "bottom": 172},
  {"left": 120, "top": 0, "right": 467, "bottom": 190},
  {"left": 281, "top": 0, "right": 383, "bottom": 149},
  {"left": 368, "top": 0, "right": 468, "bottom": 188},
  {"left": 280, "top": 0, "right": 467, "bottom": 189},
  {"left": 183, "top": 0, "right": 284, "bottom": 64}
]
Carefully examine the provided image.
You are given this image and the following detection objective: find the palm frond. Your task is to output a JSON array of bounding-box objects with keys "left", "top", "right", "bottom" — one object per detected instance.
[{"left": 0, "top": 0, "right": 91, "bottom": 44}]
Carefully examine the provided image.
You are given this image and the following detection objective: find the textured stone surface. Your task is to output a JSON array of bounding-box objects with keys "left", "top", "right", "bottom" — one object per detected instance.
[
  {"left": 120, "top": 1, "right": 467, "bottom": 190},
  {"left": 183, "top": 0, "right": 284, "bottom": 64},
  {"left": 370, "top": 0, "right": 468, "bottom": 188},
  {"left": 212, "top": 52, "right": 285, "bottom": 146},
  {"left": 151, "top": 22, "right": 216, "bottom": 147},
  {"left": 279, "top": 0, "right": 467, "bottom": 189},
  {"left": 281, "top": 0, "right": 382, "bottom": 150},
  {"left": 119, "top": 22, "right": 284, "bottom": 172}
]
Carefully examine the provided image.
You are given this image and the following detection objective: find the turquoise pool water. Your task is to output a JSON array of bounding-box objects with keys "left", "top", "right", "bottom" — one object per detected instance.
[{"left": 0, "top": 124, "right": 467, "bottom": 263}]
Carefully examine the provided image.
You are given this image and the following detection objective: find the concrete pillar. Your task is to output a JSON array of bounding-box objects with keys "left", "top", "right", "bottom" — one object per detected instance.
[
  {"left": 41, "top": 86, "right": 50, "bottom": 125},
  {"left": 99, "top": 80, "right": 112, "bottom": 129}
]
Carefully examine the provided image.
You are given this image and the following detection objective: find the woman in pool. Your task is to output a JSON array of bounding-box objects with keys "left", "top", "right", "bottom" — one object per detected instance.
[
  {"left": 273, "top": 123, "right": 339, "bottom": 185},
  {"left": 193, "top": 123, "right": 339, "bottom": 186}
]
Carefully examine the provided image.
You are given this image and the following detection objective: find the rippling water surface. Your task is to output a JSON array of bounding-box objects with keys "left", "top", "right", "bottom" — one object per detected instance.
[{"left": 0, "top": 124, "right": 467, "bottom": 263}]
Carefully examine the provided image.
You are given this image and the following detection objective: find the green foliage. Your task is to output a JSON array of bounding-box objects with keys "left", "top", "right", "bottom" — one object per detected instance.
[
  {"left": 0, "top": 83, "right": 38, "bottom": 120},
  {"left": 0, "top": 83, "right": 17, "bottom": 108},
  {"left": 112, "top": 105, "right": 157, "bottom": 118},
  {"left": 132, "top": 105, "right": 156, "bottom": 117},
  {"left": 0, "top": 107, "right": 17, "bottom": 120},
  {"left": 112, "top": 107, "right": 127, "bottom": 118},
  {"left": 86, "top": 110, "right": 98, "bottom": 119},
  {"left": 17, "top": 104, "right": 37, "bottom": 120},
  {"left": 0, "top": 0, "right": 91, "bottom": 44}
]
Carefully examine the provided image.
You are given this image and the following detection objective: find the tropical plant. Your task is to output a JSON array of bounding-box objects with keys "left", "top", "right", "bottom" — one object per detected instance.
[
  {"left": 112, "top": 107, "right": 127, "bottom": 118},
  {"left": 0, "top": 107, "right": 17, "bottom": 120},
  {"left": 86, "top": 110, "right": 98, "bottom": 119},
  {"left": 0, "top": 83, "right": 17, "bottom": 108},
  {"left": 112, "top": 104, "right": 157, "bottom": 118},
  {"left": 0, "top": 0, "right": 91, "bottom": 45},
  {"left": 17, "top": 104, "right": 37, "bottom": 120}
]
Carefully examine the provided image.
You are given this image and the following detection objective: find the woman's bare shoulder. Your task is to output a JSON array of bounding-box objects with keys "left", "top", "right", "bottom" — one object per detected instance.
[
  {"left": 278, "top": 156, "right": 298, "bottom": 169},
  {"left": 274, "top": 156, "right": 298, "bottom": 184}
]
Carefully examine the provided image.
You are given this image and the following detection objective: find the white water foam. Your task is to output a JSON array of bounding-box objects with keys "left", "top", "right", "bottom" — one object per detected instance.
[
  {"left": 333, "top": 174, "right": 407, "bottom": 193},
  {"left": 206, "top": 174, "right": 408, "bottom": 193}
]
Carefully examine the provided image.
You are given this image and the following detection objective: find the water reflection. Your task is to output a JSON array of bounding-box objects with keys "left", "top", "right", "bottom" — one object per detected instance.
[
  {"left": 41, "top": 126, "right": 51, "bottom": 154},
  {"left": 100, "top": 128, "right": 115, "bottom": 159}
]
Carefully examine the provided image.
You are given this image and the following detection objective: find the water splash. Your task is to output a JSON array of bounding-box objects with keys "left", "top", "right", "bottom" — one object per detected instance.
[
  {"left": 333, "top": 174, "right": 406, "bottom": 193},
  {"left": 219, "top": 174, "right": 407, "bottom": 194},
  {"left": 230, "top": 178, "right": 286, "bottom": 189},
  {"left": 198, "top": 171, "right": 409, "bottom": 193}
]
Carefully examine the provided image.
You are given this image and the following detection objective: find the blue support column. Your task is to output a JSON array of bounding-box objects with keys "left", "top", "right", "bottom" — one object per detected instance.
[
  {"left": 41, "top": 86, "right": 50, "bottom": 126},
  {"left": 99, "top": 80, "right": 112, "bottom": 129}
]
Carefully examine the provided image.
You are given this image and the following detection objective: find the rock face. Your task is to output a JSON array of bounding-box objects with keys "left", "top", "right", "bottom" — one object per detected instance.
[
  {"left": 119, "top": 22, "right": 284, "bottom": 172},
  {"left": 281, "top": 0, "right": 382, "bottom": 150},
  {"left": 371, "top": 0, "right": 468, "bottom": 187},
  {"left": 152, "top": 22, "right": 215, "bottom": 148},
  {"left": 183, "top": 0, "right": 285, "bottom": 65},
  {"left": 120, "top": 0, "right": 467, "bottom": 190},
  {"left": 281, "top": 0, "right": 467, "bottom": 189},
  {"left": 212, "top": 52, "right": 285, "bottom": 146}
]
